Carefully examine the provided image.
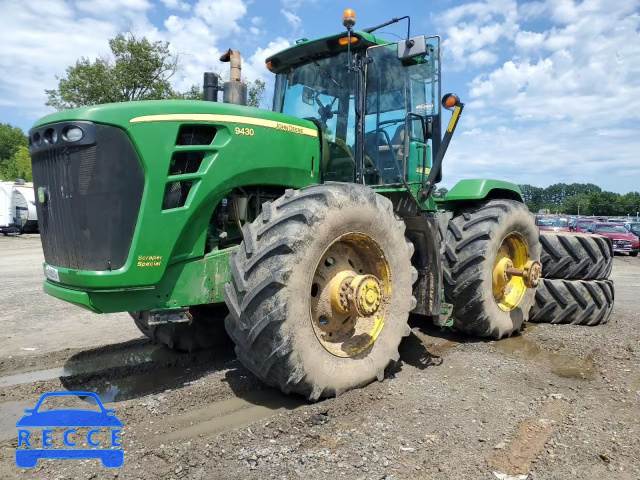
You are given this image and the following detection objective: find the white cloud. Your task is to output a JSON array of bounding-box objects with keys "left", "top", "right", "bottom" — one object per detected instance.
[
  {"left": 243, "top": 37, "right": 290, "bottom": 82},
  {"left": 0, "top": 0, "right": 293, "bottom": 122},
  {"left": 193, "top": 0, "right": 247, "bottom": 37},
  {"left": 440, "top": 0, "right": 519, "bottom": 70},
  {"left": 280, "top": 0, "right": 316, "bottom": 9},
  {"left": 443, "top": 0, "right": 640, "bottom": 193},
  {"left": 75, "top": 0, "right": 153, "bottom": 16},
  {"left": 281, "top": 9, "right": 301, "bottom": 31},
  {"left": 160, "top": 0, "right": 191, "bottom": 11}
]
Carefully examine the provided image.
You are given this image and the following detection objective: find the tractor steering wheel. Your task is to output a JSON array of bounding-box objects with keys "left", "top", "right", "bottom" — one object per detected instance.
[{"left": 316, "top": 94, "right": 339, "bottom": 123}]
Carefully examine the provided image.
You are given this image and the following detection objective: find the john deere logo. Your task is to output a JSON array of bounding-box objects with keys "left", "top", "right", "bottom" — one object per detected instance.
[{"left": 37, "top": 187, "right": 47, "bottom": 204}]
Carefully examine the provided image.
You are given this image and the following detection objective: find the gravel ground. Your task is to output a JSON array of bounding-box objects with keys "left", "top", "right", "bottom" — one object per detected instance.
[{"left": 0, "top": 235, "right": 638, "bottom": 479}]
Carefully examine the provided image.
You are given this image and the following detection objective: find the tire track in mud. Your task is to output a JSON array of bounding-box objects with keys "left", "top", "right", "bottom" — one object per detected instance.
[{"left": 0, "top": 319, "right": 593, "bottom": 452}]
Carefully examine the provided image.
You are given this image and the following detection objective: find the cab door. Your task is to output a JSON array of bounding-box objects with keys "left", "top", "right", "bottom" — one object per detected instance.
[{"left": 364, "top": 37, "right": 441, "bottom": 187}]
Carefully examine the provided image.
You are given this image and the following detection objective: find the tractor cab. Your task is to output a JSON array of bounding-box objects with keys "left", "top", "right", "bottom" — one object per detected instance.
[{"left": 267, "top": 25, "right": 442, "bottom": 189}]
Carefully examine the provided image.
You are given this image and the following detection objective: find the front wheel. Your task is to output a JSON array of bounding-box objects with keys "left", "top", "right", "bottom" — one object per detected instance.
[
  {"left": 224, "top": 184, "right": 417, "bottom": 401},
  {"left": 442, "top": 199, "right": 541, "bottom": 339}
]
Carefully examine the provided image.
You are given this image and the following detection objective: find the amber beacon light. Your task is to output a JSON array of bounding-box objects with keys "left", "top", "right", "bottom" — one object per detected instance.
[{"left": 342, "top": 8, "right": 356, "bottom": 28}]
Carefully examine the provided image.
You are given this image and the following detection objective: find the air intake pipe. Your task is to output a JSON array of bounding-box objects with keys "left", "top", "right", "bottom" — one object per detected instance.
[
  {"left": 219, "top": 49, "right": 248, "bottom": 106},
  {"left": 203, "top": 72, "right": 219, "bottom": 102}
]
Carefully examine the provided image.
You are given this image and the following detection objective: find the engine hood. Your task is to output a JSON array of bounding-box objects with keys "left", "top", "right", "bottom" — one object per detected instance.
[
  {"left": 599, "top": 232, "right": 635, "bottom": 241},
  {"left": 32, "top": 100, "right": 317, "bottom": 136}
]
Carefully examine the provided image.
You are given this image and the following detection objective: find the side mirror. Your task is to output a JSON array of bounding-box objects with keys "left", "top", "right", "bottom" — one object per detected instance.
[{"left": 397, "top": 35, "right": 427, "bottom": 60}]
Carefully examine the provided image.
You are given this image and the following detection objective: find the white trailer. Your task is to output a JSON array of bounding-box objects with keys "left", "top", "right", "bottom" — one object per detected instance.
[
  {"left": 0, "top": 181, "right": 15, "bottom": 234},
  {"left": 12, "top": 182, "right": 38, "bottom": 233},
  {"left": 0, "top": 180, "right": 39, "bottom": 234}
]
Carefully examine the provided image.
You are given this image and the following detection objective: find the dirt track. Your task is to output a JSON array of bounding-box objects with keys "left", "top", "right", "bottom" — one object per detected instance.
[{"left": 0, "top": 235, "right": 639, "bottom": 479}]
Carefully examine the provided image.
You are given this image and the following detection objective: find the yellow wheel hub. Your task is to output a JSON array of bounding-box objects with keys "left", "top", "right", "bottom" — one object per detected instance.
[
  {"left": 310, "top": 233, "right": 391, "bottom": 358},
  {"left": 493, "top": 232, "right": 529, "bottom": 312},
  {"left": 351, "top": 275, "right": 382, "bottom": 316}
]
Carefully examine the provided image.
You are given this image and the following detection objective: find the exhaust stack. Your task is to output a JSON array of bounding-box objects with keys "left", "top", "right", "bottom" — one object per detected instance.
[{"left": 219, "top": 49, "right": 248, "bottom": 106}]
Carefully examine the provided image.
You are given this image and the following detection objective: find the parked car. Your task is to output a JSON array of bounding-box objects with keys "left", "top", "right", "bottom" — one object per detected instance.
[
  {"left": 535, "top": 215, "right": 571, "bottom": 232},
  {"left": 573, "top": 218, "right": 596, "bottom": 233},
  {"left": 585, "top": 223, "right": 639, "bottom": 256},
  {"left": 624, "top": 222, "right": 640, "bottom": 239}
]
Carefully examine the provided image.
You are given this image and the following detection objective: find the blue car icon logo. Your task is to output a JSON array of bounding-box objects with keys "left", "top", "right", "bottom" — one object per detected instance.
[{"left": 15, "top": 391, "right": 123, "bottom": 468}]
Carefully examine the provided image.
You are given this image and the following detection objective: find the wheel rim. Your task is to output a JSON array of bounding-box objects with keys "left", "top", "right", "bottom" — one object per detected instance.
[
  {"left": 310, "top": 232, "right": 391, "bottom": 358},
  {"left": 493, "top": 232, "right": 529, "bottom": 312}
]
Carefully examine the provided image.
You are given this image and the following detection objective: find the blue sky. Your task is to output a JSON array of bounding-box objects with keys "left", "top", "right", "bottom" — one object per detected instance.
[{"left": 1, "top": 0, "right": 639, "bottom": 193}]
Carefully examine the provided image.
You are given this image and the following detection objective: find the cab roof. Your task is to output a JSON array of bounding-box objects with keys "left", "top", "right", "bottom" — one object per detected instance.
[{"left": 265, "top": 30, "right": 388, "bottom": 74}]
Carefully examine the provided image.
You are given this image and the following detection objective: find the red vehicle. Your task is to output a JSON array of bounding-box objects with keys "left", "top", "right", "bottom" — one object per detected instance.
[
  {"left": 535, "top": 216, "right": 571, "bottom": 232},
  {"left": 585, "top": 223, "right": 639, "bottom": 256},
  {"left": 573, "top": 218, "right": 596, "bottom": 233}
]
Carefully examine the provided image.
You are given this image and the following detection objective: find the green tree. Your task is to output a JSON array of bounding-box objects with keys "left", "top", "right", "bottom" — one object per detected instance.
[
  {"left": 519, "top": 184, "right": 544, "bottom": 212},
  {"left": 0, "top": 123, "right": 28, "bottom": 164},
  {"left": 247, "top": 79, "right": 266, "bottom": 108},
  {"left": 563, "top": 194, "right": 591, "bottom": 215},
  {"left": 0, "top": 146, "right": 32, "bottom": 182},
  {"left": 46, "top": 32, "right": 271, "bottom": 109},
  {"left": 170, "top": 84, "right": 204, "bottom": 100},
  {"left": 172, "top": 79, "right": 267, "bottom": 106},
  {"left": 45, "top": 32, "right": 187, "bottom": 109},
  {"left": 619, "top": 192, "right": 640, "bottom": 216},
  {"left": 433, "top": 187, "right": 449, "bottom": 198}
]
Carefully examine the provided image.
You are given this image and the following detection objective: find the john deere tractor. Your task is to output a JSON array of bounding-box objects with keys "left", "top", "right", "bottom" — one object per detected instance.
[{"left": 29, "top": 11, "right": 543, "bottom": 401}]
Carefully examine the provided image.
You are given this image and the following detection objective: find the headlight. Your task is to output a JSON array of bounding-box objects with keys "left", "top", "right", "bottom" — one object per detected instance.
[
  {"left": 44, "top": 128, "right": 58, "bottom": 144},
  {"left": 64, "top": 126, "right": 84, "bottom": 142}
]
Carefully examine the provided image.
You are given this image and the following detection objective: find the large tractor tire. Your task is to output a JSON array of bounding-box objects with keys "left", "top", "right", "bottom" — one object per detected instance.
[
  {"left": 540, "top": 232, "right": 612, "bottom": 280},
  {"left": 129, "top": 304, "right": 229, "bottom": 352},
  {"left": 442, "top": 199, "right": 541, "bottom": 339},
  {"left": 529, "top": 278, "right": 614, "bottom": 325},
  {"left": 223, "top": 184, "right": 417, "bottom": 401}
]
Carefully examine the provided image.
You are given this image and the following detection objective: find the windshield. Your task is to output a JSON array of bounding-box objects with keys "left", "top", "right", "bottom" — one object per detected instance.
[
  {"left": 537, "top": 217, "right": 568, "bottom": 227},
  {"left": 273, "top": 52, "right": 356, "bottom": 182},
  {"left": 628, "top": 223, "right": 640, "bottom": 233},
  {"left": 596, "top": 225, "right": 628, "bottom": 234}
]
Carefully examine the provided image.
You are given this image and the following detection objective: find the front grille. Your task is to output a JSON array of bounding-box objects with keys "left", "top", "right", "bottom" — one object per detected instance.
[{"left": 31, "top": 123, "right": 144, "bottom": 271}]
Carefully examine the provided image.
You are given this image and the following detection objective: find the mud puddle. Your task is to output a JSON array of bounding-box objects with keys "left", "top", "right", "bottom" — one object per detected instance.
[
  {"left": 0, "top": 401, "right": 34, "bottom": 442},
  {"left": 495, "top": 331, "right": 596, "bottom": 380},
  {"left": 77, "top": 366, "right": 196, "bottom": 405},
  {"left": 0, "top": 344, "right": 168, "bottom": 388},
  {"left": 154, "top": 388, "right": 307, "bottom": 444}
]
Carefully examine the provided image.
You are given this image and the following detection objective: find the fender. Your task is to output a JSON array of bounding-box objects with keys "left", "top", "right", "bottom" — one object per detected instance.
[{"left": 442, "top": 179, "right": 524, "bottom": 204}]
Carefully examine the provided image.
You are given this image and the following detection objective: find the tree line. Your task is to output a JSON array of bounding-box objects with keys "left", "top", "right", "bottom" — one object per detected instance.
[
  {"left": 520, "top": 183, "right": 640, "bottom": 217},
  {"left": 0, "top": 124, "right": 30, "bottom": 181}
]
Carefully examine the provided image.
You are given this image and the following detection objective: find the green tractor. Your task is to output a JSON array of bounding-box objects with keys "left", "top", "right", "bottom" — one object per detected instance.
[{"left": 29, "top": 12, "right": 543, "bottom": 401}]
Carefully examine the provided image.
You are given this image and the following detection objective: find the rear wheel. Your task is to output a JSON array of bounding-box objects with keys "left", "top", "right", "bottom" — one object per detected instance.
[
  {"left": 129, "top": 304, "right": 229, "bottom": 352},
  {"left": 442, "top": 199, "right": 541, "bottom": 339},
  {"left": 539, "top": 232, "right": 612, "bottom": 280},
  {"left": 224, "top": 183, "right": 416, "bottom": 401},
  {"left": 529, "top": 279, "right": 614, "bottom": 325}
]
